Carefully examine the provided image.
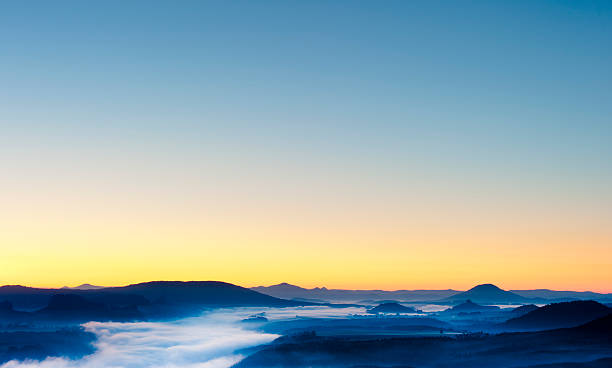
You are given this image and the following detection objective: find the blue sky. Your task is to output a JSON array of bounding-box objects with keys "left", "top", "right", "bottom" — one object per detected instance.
[
  {"left": 0, "top": 1, "right": 611, "bottom": 289},
  {"left": 2, "top": 1, "right": 611, "bottom": 158}
]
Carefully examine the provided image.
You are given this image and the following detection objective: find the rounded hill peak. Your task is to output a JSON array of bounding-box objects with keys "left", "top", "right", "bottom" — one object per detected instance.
[{"left": 469, "top": 284, "right": 502, "bottom": 291}]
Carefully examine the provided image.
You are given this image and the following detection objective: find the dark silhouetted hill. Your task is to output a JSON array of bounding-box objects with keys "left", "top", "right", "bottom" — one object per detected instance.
[
  {"left": 103, "top": 281, "right": 309, "bottom": 307},
  {"left": 76, "top": 292, "right": 149, "bottom": 308},
  {"left": 367, "top": 302, "right": 418, "bottom": 314},
  {"left": 510, "top": 304, "right": 540, "bottom": 317},
  {"left": 262, "top": 316, "right": 451, "bottom": 337},
  {"left": 0, "top": 300, "right": 30, "bottom": 321},
  {"left": 502, "top": 300, "right": 611, "bottom": 330},
  {"left": 236, "top": 312, "right": 612, "bottom": 368},
  {"left": 0, "top": 328, "right": 96, "bottom": 364},
  {"left": 570, "top": 313, "right": 612, "bottom": 335},
  {"left": 35, "top": 294, "right": 143, "bottom": 322},
  {"left": 0, "top": 301, "right": 13, "bottom": 312},
  {"left": 0, "top": 285, "right": 58, "bottom": 310},
  {"left": 444, "top": 284, "right": 529, "bottom": 304},
  {"left": 0, "top": 285, "right": 146, "bottom": 310},
  {"left": 447, "top": 299, "right": 500, "bottom": 313},
  {"left": 253, "top": 283, "right": 307, "bottom": 294},
  {"left": 1, "top": 281, "right": 308, "bottom": 323},
  {"left": 43, "top": 294, "right": 104, "bottom": 311},
  {"left": 0, "top": 281, "right": 308, "bottom": 311}
]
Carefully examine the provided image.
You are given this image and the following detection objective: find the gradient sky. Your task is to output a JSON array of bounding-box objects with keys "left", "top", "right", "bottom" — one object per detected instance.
[{"left": 1, "top": 1, "right": 611, "bottom": 292}]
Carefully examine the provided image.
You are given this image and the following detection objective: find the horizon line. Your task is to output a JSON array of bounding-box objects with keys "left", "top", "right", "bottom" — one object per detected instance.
[{"left": 2, "top": 280, "right": 610, "bottom": 294}]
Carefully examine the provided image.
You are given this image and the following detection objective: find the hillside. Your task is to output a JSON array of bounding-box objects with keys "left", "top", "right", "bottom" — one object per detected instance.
[
  {"left": 103, "top": 281, "right": 307, "bottom": 307},
  {"left": 0, "top": 281, "right": 311, "bottom": 323},
  {"left": 502, "top": 300, "right": 611, "bottom": 330},
  {"left": 510, "top": 304, "right": 540, "bottom": 317},
  {"left": 444, "top": 284, "right": 529, "bottom": 304},
  {"left": 236, "top": 313, "right": 612, "bottom": 368}
]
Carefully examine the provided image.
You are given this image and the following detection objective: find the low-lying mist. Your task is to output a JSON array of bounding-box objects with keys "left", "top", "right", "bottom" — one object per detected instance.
[{"left": 0, "top": 307, "right": 363, "bottom": 368}]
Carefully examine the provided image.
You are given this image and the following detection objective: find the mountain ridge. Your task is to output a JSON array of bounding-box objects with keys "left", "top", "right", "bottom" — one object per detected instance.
[
  {"left": 501, "top": 300, "right": 611, "bottom": 331},
  {"left": 0, "top": 281, "right": 313, "bottom": 314},
  {"left": 251, "top": 283, "right": 611, "bottom": 304}
]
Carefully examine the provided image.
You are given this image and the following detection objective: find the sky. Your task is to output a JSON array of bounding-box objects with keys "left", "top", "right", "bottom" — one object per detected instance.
[{"left": 1, "top": 1, "right": 611, "bottom": 292}]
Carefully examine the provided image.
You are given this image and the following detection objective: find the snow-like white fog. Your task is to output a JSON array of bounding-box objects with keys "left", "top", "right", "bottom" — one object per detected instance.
[{"left": 0, "top": 307, "right": 363, "bottom": 368}]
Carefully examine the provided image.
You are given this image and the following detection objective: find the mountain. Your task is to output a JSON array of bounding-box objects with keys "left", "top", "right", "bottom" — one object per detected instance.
[
  {"left": 0, "top": 281, "right": 312, "bottom": 322},
  {"left": 0, "top": 294, "right": 144, "bottom": 323},
  {"left": 447, "top": 299, "right": 500, "bottom": 313},
  {"left": 571, "top": 313, "right": 612, "bottom": 334},
  {"left": 61, "top": 284, "right": 104, "bottom": 290},
  {"left": 0, "top": 281, "right": 306, "bottom": 309},
  {"left": 0, "top": 300, "right": 30, "bottom": 320},
  {"left": 252, "top": 282, "right": 307, "bottom": 295},
  {"left": 34, "top": 294, "right": 143, "bottom": 322},
  {"left": 444, "top": 284, "right": 529, "bottom": 304},
  {"left": 262, "top": 316, "right": 451, "bottom": 336},
  {"left": 235, "top": 313, "right": 612, "bottom": 368},
  {"left": 0, "top": 285, "right": 61, "bottom": 310},
  {"left": 0, "top": 301, "right": 13, "bottom": 312},
  {"left": 510, "top": 304, "right": 540, "bottom": 317},
  {"left": 252, "top": 284, "right": 610, "bottom": 304},
  {"left": 251, "top": 282, "right": 612, "bottom": 304},
  {"left": 0, "top": 328, "right": 96, "bottom": 364},
  {"left": 0, "top": 285, "right": 148, "bottom": 310},
  {"left": 511, "top": 289, "right": 612, "bottom": 302},
  {"left": 251, "top": 283, "right": 460, "bottom": 303},
  {"left": 501, "top": 300, "right": 611, "bottom": 330},
  {"left": 102, "top": 281, "right": 309, "bottom": 307},
  {"left": 43, "top": 294, "right": 104, "bottom": 311},
  {"left": 367, "top": 302, "right": 418, "bottom": 314}
]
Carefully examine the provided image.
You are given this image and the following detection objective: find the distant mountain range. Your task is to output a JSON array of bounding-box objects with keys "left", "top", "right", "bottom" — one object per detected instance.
[
  {"left": 251, "top": 283, "right": 460, "bottom": 303},
  {"left": 61, "top": 284, "right": 104, "bottom": 290},
  {"left": 252, "top": 283, "right": 612, "bottom": 304},
  {"left": 2, "top": 280, "right": 610, "bottom": 325},
  {"left": 0, "top": 281, "right": 312, "bottom": 322},
  {"left": 510, "top": 289, "right": 612, "bottom": 300}
]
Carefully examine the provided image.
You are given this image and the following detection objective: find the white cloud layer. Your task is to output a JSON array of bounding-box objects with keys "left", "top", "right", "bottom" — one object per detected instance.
[
  {"left": 0, "top": 310, "right": 280, "bottom": 368},
  {"left": 0, "top": 306, "right": 365, "bottom": 368},
  {"left": 0, "top": 306, "right": 364, "bottom": 368}
]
